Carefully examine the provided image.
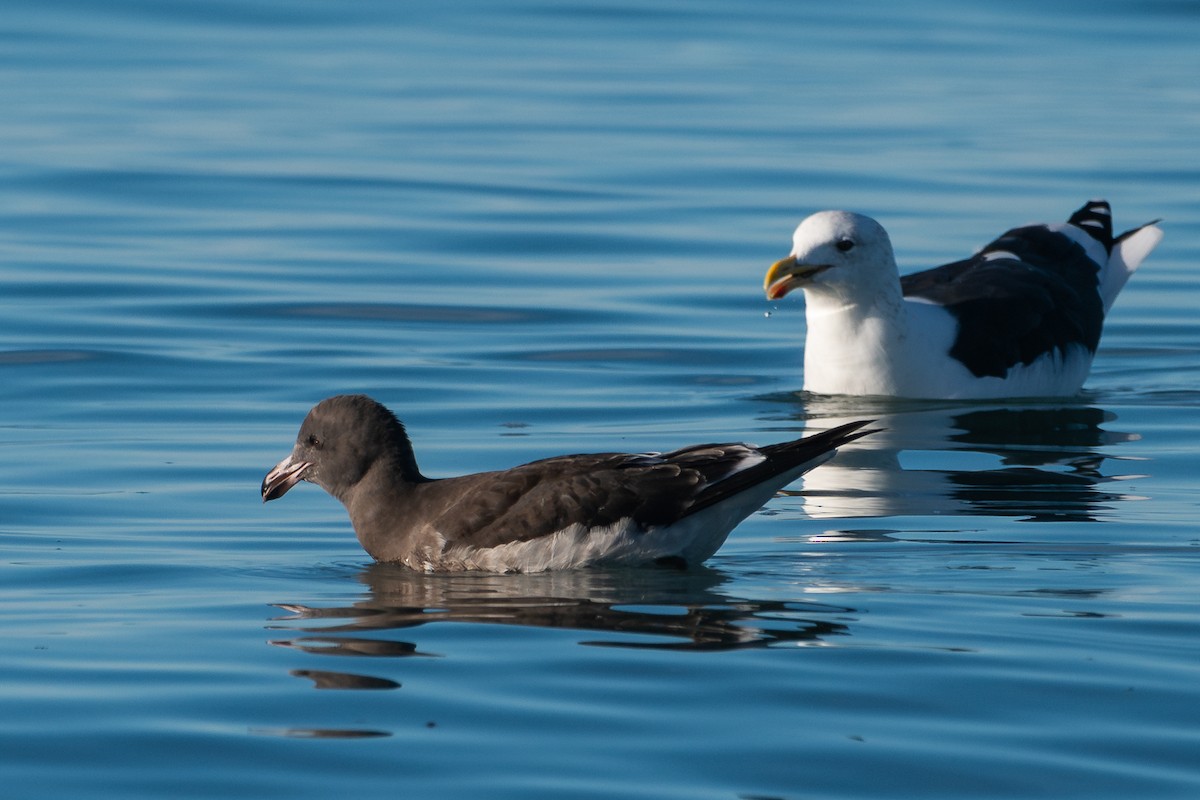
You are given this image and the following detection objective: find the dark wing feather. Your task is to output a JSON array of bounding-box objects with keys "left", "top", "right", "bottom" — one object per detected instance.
[
  {"left": 432, "top": 420, "right": 875, "bottom": 548},
  {"left": 431, "top": 452, "right": 706, "bottom": 548},
  {"left": 900, "top": 225, "right": 1104, "bottom": 379}
]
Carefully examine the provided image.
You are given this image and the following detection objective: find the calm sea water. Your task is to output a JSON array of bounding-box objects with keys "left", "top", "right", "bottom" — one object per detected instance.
[{"left": 3, "top": 1, "right": 1199, "bottom": 798}]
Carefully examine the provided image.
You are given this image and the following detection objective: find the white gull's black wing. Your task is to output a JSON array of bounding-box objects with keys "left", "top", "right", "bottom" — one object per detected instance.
[{"left": 900, "top": 204, "right": 1110, "bottom": 379}]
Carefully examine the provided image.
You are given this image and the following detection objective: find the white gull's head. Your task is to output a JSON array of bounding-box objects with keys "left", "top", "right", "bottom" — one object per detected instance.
[{"left": 765, "top": 210, "right": 898, "bottom": 304}]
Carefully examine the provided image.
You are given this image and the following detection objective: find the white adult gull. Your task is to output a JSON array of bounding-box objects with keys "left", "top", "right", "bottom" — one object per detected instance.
[
  {"left": 262, "top": 394, "right": 875, "bottom": 573},
  {"left": 763, "top": 200, "right": 1162, "bottom": 399}
]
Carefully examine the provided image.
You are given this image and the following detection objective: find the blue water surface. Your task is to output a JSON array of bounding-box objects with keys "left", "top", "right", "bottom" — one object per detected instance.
[{"left": 2, "top": 1, "right": 1199, "bottom": 798}]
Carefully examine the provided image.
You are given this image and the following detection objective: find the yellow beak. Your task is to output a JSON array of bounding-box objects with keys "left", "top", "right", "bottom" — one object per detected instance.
[{"left": 764, "top": 256, "right": 830, "bottom": 300}]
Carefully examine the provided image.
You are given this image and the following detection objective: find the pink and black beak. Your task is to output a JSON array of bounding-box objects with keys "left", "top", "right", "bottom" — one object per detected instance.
[{"left": 261, "top": 453, "right": 312, "bottom": 502}]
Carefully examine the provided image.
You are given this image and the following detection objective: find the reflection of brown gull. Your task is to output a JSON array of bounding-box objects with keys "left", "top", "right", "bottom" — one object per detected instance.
[
  {"left": 269, "top": 565, "right": 854, "bottom": 655},
  {"left": 251, "top": 726, "right": 390, "bottom": 739},
  {"left": 289, "top": 669, "right": 400, "bottom": 690},
  {"left": 271, "top": 635, "right": 424, "bottom": 658},
  {"left": 760, "top": 395, "right": 1144, "bottom": 523}
]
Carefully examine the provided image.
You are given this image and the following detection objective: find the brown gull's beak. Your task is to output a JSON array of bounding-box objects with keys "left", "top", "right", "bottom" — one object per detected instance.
[{"left": 262, "top": 454, "right": 312, "bottom": 502}]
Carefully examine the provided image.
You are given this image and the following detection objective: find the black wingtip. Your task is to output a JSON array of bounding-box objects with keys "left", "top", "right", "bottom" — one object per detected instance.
[
  {"left": 1068, "top": 200, "right": 1114, "bottom": 252},
  {"left": 761, "top": 418, "right": 880, "bottom": 467},
  {"left": 816, "top": 418, "right": 881, "bottom": 447}
]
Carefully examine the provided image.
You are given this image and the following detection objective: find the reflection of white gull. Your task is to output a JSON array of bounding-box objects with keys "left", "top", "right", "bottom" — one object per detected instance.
[
  {"left": 788, "top": 406, "right": 955, "bottom": 519},
  {"left": 764, "top": 201, "right": 1161, "bottom": 398},
  {"left": 770, "top": 398, "right": 1143, "bottom": 522}
]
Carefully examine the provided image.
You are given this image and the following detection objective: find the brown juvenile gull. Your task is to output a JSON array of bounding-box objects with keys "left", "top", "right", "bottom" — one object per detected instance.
[
  {"left": 262, "top": 394, "right": 874, "bottom": 573},
  {"left": 764, "top": 200, "right": 1162, "bottom": 398}
]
